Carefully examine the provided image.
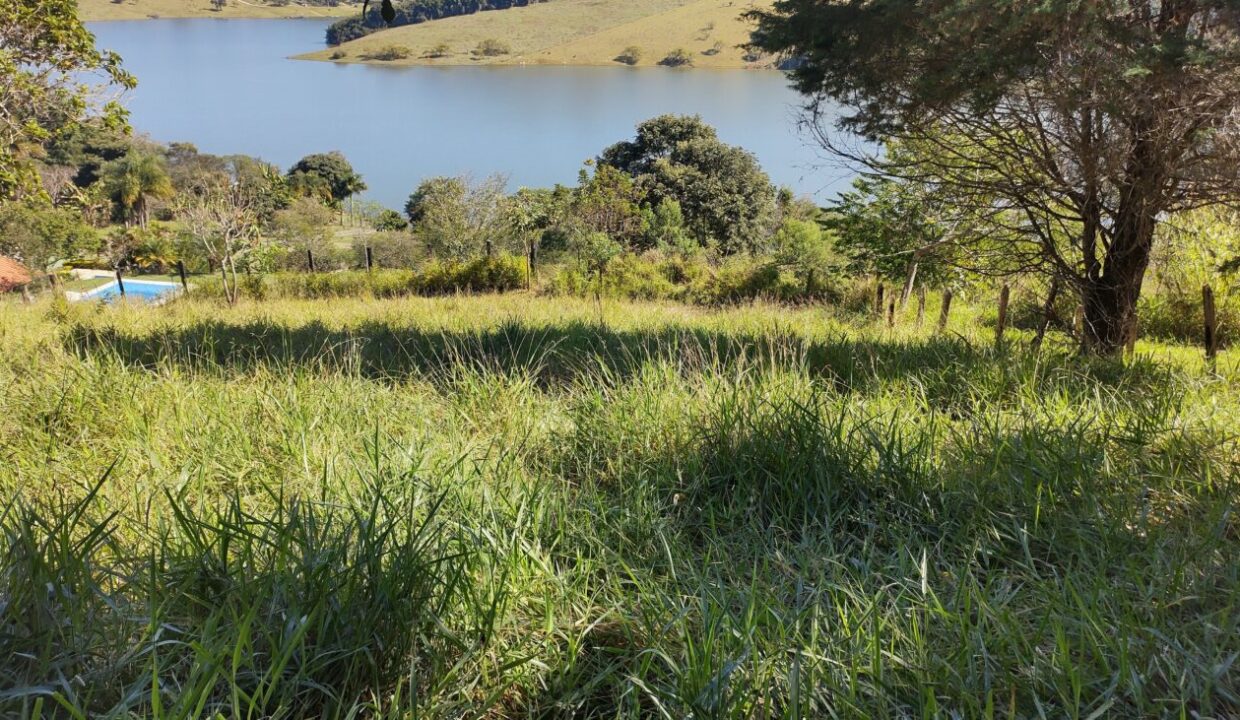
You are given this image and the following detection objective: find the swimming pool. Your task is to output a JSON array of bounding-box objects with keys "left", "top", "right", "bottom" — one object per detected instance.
[{"left": 80, "top": 279, "right": 182, "bottom": 304}]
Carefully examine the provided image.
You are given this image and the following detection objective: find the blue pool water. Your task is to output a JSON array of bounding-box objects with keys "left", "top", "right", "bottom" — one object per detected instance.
[{"left": 87, "top": 280, "right": 182, "bottom": 304}]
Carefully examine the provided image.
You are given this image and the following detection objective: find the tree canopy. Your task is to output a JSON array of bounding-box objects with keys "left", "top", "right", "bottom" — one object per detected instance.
[
  {"left": 287, "top": 152, "right": 366, "bottom": 209},
  {"left": 0, "top": 0, "right": 134, "bottom": 200},
  {"left": 601, "top": 115, "right": 777, "bottom": 254},
  {"left": 750, "top": 0, "right": 1240, "bottom": 353}
]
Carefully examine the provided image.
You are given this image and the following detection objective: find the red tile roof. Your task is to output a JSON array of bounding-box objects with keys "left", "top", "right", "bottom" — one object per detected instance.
[{"left": 0, "top": 256, "right": 32, "bottom": 291}]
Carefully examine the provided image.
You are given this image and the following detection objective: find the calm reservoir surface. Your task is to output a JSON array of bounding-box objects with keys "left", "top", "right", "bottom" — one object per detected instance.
[{"left": 88, "top": 19, "right": 854, "bottom": 209}]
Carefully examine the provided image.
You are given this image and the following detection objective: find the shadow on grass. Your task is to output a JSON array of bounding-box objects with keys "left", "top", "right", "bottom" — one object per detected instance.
[{"left": 63, "top": 316, "right": 1177, "bottom": 401}]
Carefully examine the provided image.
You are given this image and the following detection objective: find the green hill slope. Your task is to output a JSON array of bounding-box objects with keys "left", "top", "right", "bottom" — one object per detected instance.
[{"left": 298, "top": 0, "right": 778, "bottom": 69}]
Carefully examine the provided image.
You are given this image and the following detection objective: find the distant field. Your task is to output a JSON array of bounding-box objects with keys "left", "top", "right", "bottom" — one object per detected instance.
[
  {"left": 299, "top": 0, "right": 779, "bottom": 69},
  {"left": 80, "top": 0, "right": 357, "bottom": 21}
]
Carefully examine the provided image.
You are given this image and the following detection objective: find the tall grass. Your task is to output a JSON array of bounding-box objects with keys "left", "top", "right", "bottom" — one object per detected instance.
[{"left": 1, "top": 293, "right": 1237, "bottom": 717}]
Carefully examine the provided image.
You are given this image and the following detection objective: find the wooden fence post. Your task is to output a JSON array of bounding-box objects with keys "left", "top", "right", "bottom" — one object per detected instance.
[
  {"left": 307, "top": 249, "right": 316, "bottom": 273},
  {"left": 875, "top": 282, "right": 885, "bottom": 317},
  {"left": 887, "top": 299, "right": 896, "bottom": 328},
  {"left": 177, "top": 260, "right": 188, "bottom": 292},
  {"left": 916, "top": 285, "right": 926, "bottom": 327},
  {"left": 365, "top": 246, "right": 374, "bottom": 272},
  {"left": 995, "top": 284, "right": 1011, "bottom": 346},
  {"left": 115, "top": 269, "right": 126, "bottom": 298},
  {"left": 1204, "top": 284, "right": 1218, "bottom": 361},
  {"left": 937, "top": 290, "right": 953, "bottom": 333}
]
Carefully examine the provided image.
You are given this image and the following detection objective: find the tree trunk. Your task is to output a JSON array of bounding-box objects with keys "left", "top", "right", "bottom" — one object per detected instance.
[
  {"left": 1081, "top": 207, "right": 1156, "bottom": 355},
  {"left": 1080, "top": 131, "right": 1161, "bottom": 356},
  {"left": 900, "top": 261, "right": 919, "bottom": 309},
  {"left": 220, "top": 259, "right": 236, "bottom": 305}
]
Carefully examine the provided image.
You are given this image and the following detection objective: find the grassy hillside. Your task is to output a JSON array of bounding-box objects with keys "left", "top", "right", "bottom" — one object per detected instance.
[
  {"left": 2, "top": 290, "right": 1238, "bottom": 716},
  {"left": 299, "top": 0, "right": 779, "bottom": 69},
  {"left": 80, "top": 0, "right": 357, "bottom": 21}
]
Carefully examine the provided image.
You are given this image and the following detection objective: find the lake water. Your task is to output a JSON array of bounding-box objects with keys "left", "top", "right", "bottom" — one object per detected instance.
[{"left": 88, "top": 19, "right": 856, "bottom": 210}]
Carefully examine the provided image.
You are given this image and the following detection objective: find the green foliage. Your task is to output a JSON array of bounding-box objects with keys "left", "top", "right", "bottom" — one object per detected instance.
[
  {"left": 0, "top": 0, "right": 134, "bottom": 199},
  {"left": 353, "top": 231, "right": 424, "bottom": 269},
  {"left": 0, "top": 200, "right": 98, "bottom": 270},
  {"left": 572, "top": 164, "right": 645, "bottom": 249},
  {"left": 568, "top": 230, "right": 623, "bottom": 279},
  {"left": 543, "top": 252, "right": 834, "bottom": 305},
  {"left": 362, "top": 44, "right": 412, "bottom": 61},
  {"left": 473, "top": 38, "right": 511, "bottom": 57},
  {"left": 287, "top": 151, "right": 366, "bottom": 208},
  {"left": 196, "top": 255, "right": 528, "bottom": 300},
  {"left": 406, "top": 175, "right": 462, "bottom": 225},
  {"left": 640, "top": 198, "right": 694, "bottom": 255},
  {"left": 601, "top": 115, "right": 776, "bottom": 254},
  {"left": 659, "top": 48, "right": 694, "bottom": 67},
  {"left": 425, "top": 41, "right": 452, "bottom": 58},
  {"left": 373, "top": 208, "right": 409, "bottom": 232},
  {"left": 546, "top": 252, "right": 679, "bottom": 300},
  {"left": 749, "top": 0, "right": 1240, "bottom": 354},
  {"left": 684, "top": 255, "right": 807, "bottom": 304},
  {"left": 771, "top": 217, "right": 841, "bottom": 291},
  {"left": 408, "top": 175, "right": 511, "bottom": 261},
  {"left": 43, "top": 121, "right": 132, "bottom": 188},
  {"left": 828, "top": 172, "right": 952, "bottom": 282},
  {"left": 1150, "top": 208, "right": 1240, "bottom": 300},
  {"left": 616, "top": 45, "right": 642, "bottom": 65},
  {"left": 127, "top": 223, "right": 180, "bottom": 272},
  {"left": 99, "top": 150, "right": 175, "bottom": 228},
  {"left": 271, "top": 197, "right": 337, "bottom": 258}
]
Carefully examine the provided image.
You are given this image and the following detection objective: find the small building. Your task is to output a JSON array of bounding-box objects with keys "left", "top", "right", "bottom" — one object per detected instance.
[{"left": 0, "top": 256, "right": 33, "bottom": 293}]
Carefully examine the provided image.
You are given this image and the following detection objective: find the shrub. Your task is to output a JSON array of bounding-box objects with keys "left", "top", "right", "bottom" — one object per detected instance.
[
  {"left": 686, "top": 256, "right": 805, "bottom": 305},
  {"left": 703, "top": 41, "right": 725, "bottom": 57},
  {"left": 418, "top": 254, "right": 527, "bottom": 294},
  {"left": 615, "top": 46, "right": 642, "bottom": 65},
  {"left": 544, "top": 253, "right": 679, "bottom": 301},
  {"left": 196, "top": 255, "right": 528, "bottom": 302},
  {"left": 362, "top": 45, "right": 412, "bottom": 61},
  {"left": 660, "top": 48, "right": 694, "bottom": 67},
  {"left": 424, "top": 42, "right": 452, "bottom": 58},
  {"left": 373, "top": 209, "right": 409, "bottom": 232},
  {"left": 352, "top": 232, "right": 424, "bottom": 270},
  {"left": 473, "top": 38, "right": 511, "bottom": 57},
  {"left": 330, "top": 49, "right": 347, "bottom": 60},
  {"left": 1140, "top": 290, "right": 1238, "bottom": 348}
]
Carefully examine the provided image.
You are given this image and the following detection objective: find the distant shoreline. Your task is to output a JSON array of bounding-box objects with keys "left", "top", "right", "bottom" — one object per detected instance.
[
  {"left": 79, "top": 0, "right": 357, "bottom": 23},
  {"left": 84, "top": 0, "right": 782, "bottom": 72},
  {"left": 301, "top": 0, "right": 777, "bottom": 71}
]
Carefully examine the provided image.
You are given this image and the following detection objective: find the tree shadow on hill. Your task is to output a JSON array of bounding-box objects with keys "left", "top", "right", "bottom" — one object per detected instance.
[{"left": 63, "top": 316, "right": 1176, "bottom": 403}]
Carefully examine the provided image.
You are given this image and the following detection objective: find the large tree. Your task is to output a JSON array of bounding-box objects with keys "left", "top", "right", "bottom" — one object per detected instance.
[
  {"left": 601, "top": 115, "right": 777, "bottom": 255},
  {"left": 287, "top": 151, "right": 366, "bottom": 209},
  {"left": 407, "top": 175, "right": 511, "bottom": 260},
  {"left": 751, "top": 1, "right": 1240, "bottom": 353},
  {"left": 0, "top": 0, "right": 133, "bottom": 200}
]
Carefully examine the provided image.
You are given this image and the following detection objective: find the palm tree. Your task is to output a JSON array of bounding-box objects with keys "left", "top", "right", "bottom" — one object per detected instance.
[{"left": 101, "top": 150, "right": 174, "bottom": 228}]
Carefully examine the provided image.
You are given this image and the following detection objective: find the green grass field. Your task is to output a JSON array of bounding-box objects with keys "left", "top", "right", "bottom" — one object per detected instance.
[
  {"left": 1, "top": 291, "right": 1237, "bottom": 717},
  {"left": 301, "top": 0, "right": 778, "bottom": 69}
]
